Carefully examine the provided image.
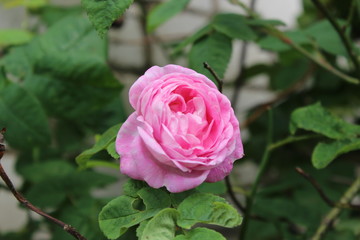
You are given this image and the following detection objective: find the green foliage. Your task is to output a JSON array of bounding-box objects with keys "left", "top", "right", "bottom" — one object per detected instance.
[
  {"left": 212, "top": 13, "right": 257, "bottom": 41},
  {"left": 81, "top": 0, "right": 134, "bottom": 37},
  {"left": 76, "top": 123, "right": 121, "bottom": 169},
  {"left": 0, "top": 29, "right": 33, "bottom": 47},
  {"left": 174, "top": 228, "right": 226, "bottom": 240},
  {"left": 139, "top": 208, "right": 179, "bottom": 240},
  {"left": 99, "top": 187, "right": 171, "bottom": 239},
  {"left": 0, "top": 82, "right": 51, "bottom": 150},
  {"left": 177, "top": 193, "right": 242, "bottom": 229},
  {"left": 290, "top": 102, "right": 360, "bottom": 139},
  {"left": 147, "top": 0, "right": 190, "bottom": 33},
  {"left": 189, "top": 32, "right": 232, "bottom": 80},
  {"left": 312, "top": 138, "right": 360, "bottom": 169}
]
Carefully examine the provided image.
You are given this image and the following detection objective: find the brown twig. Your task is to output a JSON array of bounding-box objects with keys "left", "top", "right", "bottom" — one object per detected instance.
[
  {"left": 203, "top": 62, "right": 224, "bottom": 92},
  {"left": 225, "top": 176, "right": 245, "bottom": 213},
  {"left": 295, "top": 167, "right": 360, "bottom": 210},
  {"left": 0, "top": 128, "right": 87, "bottom": 240}
]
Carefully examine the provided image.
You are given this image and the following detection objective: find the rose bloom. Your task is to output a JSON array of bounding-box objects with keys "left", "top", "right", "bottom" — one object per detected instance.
[{"left": 116, "top": 65, "right": 243, "bottom": 193}]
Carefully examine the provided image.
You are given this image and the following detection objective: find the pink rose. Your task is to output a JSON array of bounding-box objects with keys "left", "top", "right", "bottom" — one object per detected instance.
[{"left": 116, "top": 65, "right": 243, "bottom": 193}]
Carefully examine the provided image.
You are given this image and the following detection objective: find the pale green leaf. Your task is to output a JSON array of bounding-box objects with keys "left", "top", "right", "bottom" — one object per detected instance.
[
  {"left": 290, "top": 102, "right": 360, "bottom": 139},
  {"left": 174, "top": 228, "right": 226, "bottom": 240},
  {"left": 189, "top": 32, "right": 232, "bottom": 81},
  {"left": 147, "top": 0, "right": 190, "bottom": 33},
  {"left": 177, "top": 193, "right": 242, "bottom": 229},
  {"left": 81, "top": 0, "right": 134, "bottom": 37},
  {"left": 99, "top": 187, "right": 171, "bottom": 239},
  {"left": 140, "top": 208, "right": 179, "bottom": 240},
  {"left": 0, "top": 29, "right": 33, "bottom": 47},
  {"left": 107, "top": 141, "right": 120, "bottom": 159},
  {"left": 76, "top": 123, "right": 121, "bottom": 168},
  {"left": 312, "top": 138, "right": 360, "bottom": 169}
]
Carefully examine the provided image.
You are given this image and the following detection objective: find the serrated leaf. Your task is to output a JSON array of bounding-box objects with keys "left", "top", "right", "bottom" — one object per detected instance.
[
  {"left": 177, "top": 193, "right": 242, "bottom": 229},
  {"left": 312, "top": 138, "right": 360, "bottom": 169},
  {"left": 99, "top": 187, "right": 171, "bottom": 239},
  {"left": 213, "top": 13, "right": 257, "bottom": 41},
  {"left": 0, "top": 29, "right": 33, "bottom": 47},
  {"left": 172, "top": 24, "right": 212, "bottom": 55},
  {"left": 147, "top": 0, "right": 190, "bottom": 33},
  {"left": 123, "top": 179, "right": 148, "bottom": 197},
  {"left": 0, "top": 82, "right": 51, "bottom": 150},
  {"left": 189, "top": 32, "right": 232, "bottom": 81},
  {"left": 289, "top": 102, "right": 360, "bottom": 139},
  {"left": 76, "top": 123, "right": 121, "bottom": 168},
  {"left": 81, "top": 0, "right": 133, "bottom": 37},
  {"left": 174, "top": 228, "right": 226, "bottom": 240},
  {"left": 107, "top": 141, "right": 119, "bottom": 159},
  {"left": 140, "top": 208, "right": 179, "bottom": 240}
]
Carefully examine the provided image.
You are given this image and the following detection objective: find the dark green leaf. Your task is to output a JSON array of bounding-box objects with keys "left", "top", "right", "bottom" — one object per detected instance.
[
  {"left": 123, "top": 179, "right": 148, "bottom": 197},
  {"left": 246, "top": 18, "right": 286, "bottom": 27},
  {"left": 189, "top": 32, "right": 232, "bottom": 81},
  {"left": 258, "top": 30, "right": 309, "bottom": 52},
  {"left": 172, "top": 25, "right": 213, "bottom": 55},
  {"left": 290, "top": 102, "right": 360, "bottom": 139},
  {"left": 20, "top": 160, "right": 75, "bottom": 183},
  {"left": 177, "top": 193, "right": 242, "bottom": 229},
  {"left": 170, "top": 189, "right": 198, "bottom": 208},
  {"left": 99, "top": 188, "right": 171, "bottom": 239},
  {"left": 174, "top": 228, "right": 226, "bottom": 240},
  {"left": 196, "top": 181, "right": 226, "bottom": 194},
  {"left": 213, "top": 13, "right": 257, "bottom": 41},
  {"left": 140, "top": 208, "right": 179, "bottom": 240},
  {"left": 37, "top": 5, "right": 83, "bottom": 26},
  {"left": 0, "top": 29, "right": 33, "bottom": 47},
  {"left": 76, "top": 123, "right": 121, "bottom": 168},
  {"left": 81, "top": 0, "right": 134, "bottom": 37},
  {"left": 147, "top": 0, "right": 190, "bottom": 33},
  {"left": 312, "top": 138, "right": 360, "bottom": 169},
  {"left": 0, "top": 83, "right": 51, "bottom": 150}
]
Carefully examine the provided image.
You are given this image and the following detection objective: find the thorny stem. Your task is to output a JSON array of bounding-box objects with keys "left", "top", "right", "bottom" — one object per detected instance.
[
  {"left": 239, "top": 108, "right": 273, "bottom": 240},
  {"left": 0, "top": 128, "right": 87, "bottom": 240},
  {"left": 310, "top": 0, "right": 360, "bottom": 78},
  {"left": 295, "top": 167, "right": 360, "bottom": 211},
  {"left": 311, "top": 175, "right": 360, "bottom": 240}
]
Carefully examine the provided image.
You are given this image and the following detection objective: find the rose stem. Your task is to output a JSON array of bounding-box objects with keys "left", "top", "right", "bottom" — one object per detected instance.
[
  {"left": 295, "top": 167, "right": 360, "bottom": 210},
  {"left": 203, "top": 62, "right": 223, "bottom": 92},
  {"left": 311, "top": 175, "right": 360, "bottom": 240},
  {"left": 0, "top": 128, "right": 87, "bottom": 240},
  {"left": 239, "top": 108, "right": 274, "bottom": 240}
]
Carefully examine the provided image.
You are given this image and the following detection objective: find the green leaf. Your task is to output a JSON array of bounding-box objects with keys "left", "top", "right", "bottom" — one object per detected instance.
[
  {"left": 123, "top": 179, "right": 148, "bottom": 197},
  {"left": 99, "top": 188, "right": 171, "bottom": 239},
  {"left": 20, "top": 160, "right": 75, "bottom": 183},
  {"left": 246, "top": 18, "right": 286, "bottom": 27},
  {"left": 0, "top": 29, "right": 33, "bottom": 47},
  {"left": 147, "top": 0, "right": 190, "bottom": 33},
  {"left": 312, "top": 138, "right": 360, "bottom": 169},
  {"left": 170, "top": 189, "right": 198, "bottom": 208},
  {"left": 81, "top": 0, "right": 134, "bottom": 37},
  {"left": 1, "top": 0, "right": 47, "bottom": 9},
  {"left": 189, "top": 32, "right": 232, "bottom": 81},
  {"left": 289, "top": 102, "right": 360, "bottom": 139},
  {"left": 213, "top": 13, "right": 257, "bottom": 41},
  {"left": 304, "top": 19, "right": 348, "bottom": 56},
  {"left": 83, "top": 160, "right": 119, "bottom": 169},
  {"left": 107, "top": 141, "right": 119, "bottom": 159},
  {"left": 177, "top": 193, "right": 242, "bottom": 229},
  {"left": 174, "top": 228, "right": 226, "bottom": 240},
  {"left": 172, "top": 25, "right": 212, "bottom": 56},
  {"left": 76, "top": 123, "right": 121, "bottom": 168},
  {"left": 140, "top": 208, "right": 179, "bottom": 240},
  {"left": 0, "top": 82, "right": 51, "bottom": 150},
  {"left": 36, "top": 5, "right": 83, "bottom": 26},
  {"left": 136, "top": 220, "right": 149, "bottom": 239},
  {"left": 196, "top": 181, "right": 226, "bottom": 194}
]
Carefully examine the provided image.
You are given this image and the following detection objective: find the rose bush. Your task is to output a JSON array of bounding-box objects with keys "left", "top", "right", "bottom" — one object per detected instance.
[{"left": 116, "top": 65, "right": 243, "bottom": 192}]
